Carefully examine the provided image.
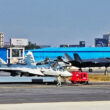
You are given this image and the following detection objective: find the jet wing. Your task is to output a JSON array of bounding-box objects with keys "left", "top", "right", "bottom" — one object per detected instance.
[
  {"left": 0, "top": 66, "right": 44, "bottom": 76},
  {"left": 83, "top": 58, "right": 110, "bottom": 63},
  {"left": 0, "top": 52, "right": 44, "bottom": 76}
]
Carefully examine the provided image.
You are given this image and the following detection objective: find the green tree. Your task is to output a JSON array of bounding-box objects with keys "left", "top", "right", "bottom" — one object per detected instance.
[{"left": 25, "top": 41, "right": 40, "bottom": 50}]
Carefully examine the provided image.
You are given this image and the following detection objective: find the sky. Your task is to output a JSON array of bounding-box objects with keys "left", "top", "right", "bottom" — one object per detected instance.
[{"left": 0, "top": 0, "right": 110, "bottom": 46}]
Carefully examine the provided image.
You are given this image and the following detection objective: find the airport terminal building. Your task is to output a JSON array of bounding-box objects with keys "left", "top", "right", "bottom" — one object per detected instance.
[{"left": 25, "top": 47, "right": 110, "bottom": 62}]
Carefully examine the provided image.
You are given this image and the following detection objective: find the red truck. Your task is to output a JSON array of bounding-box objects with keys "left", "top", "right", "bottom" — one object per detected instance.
[{"left": 70, "top": 71, "right": 88, "bottom": 84}]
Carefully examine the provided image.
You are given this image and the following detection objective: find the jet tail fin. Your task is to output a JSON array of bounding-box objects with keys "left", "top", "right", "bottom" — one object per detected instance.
[
  {"left": 64, "top": 53, "right": 73, "bottom": 61},
  {"left": 74, "top": 53, "right": 82, "bottom": 63},
  {"left": 24, "top": 51, "right": 36, "bottom": 66}
]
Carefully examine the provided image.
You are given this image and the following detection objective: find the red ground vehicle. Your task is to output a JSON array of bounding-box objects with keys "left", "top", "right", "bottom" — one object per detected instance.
[{"left": 70, "top": 71, "right": 88, "bottom": 84}]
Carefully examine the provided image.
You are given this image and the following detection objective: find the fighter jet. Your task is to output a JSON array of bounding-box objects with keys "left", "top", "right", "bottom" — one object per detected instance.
[
  {"left": 64, "top": 53, "right": 110, "bottom": 74},
  {"left": 0, "top": 51, "right": 72, "bottom": 77},
  {"left": 36, "top": 57, "right": 72, "bottom": 77},
  {"left": 0, "top": 51, "right": 44, "bottom": 76}
]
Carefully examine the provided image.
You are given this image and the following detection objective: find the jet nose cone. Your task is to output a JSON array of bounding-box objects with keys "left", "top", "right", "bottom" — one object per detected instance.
[{"left": 62, "top": 71, "right": 72, "bottom": 77}]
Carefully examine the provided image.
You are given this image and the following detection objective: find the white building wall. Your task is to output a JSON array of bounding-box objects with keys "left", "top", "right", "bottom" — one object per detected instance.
[{"left": 0, "top": 33, "right": 4, "bottom": 48}]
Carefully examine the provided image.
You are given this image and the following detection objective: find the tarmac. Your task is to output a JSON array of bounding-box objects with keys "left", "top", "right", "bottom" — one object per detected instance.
[
  {"left": 0, "top": 82, "right": 110, "bottom": 104},
  {"left": 0, "top": 82, "right": 110, "bottom": 109}
]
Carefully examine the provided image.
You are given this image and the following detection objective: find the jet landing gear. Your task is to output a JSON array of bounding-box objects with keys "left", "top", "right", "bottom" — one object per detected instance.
[
  {"left": 20, "top": 73, "right": 36, "bottom": 77},
  {"left": 10, "top": 72, "right": 20, "bottom": 76},
  {"left": 104, "top": 67, "right": 108, "bottom": 75},
  {"left": 10, "top": 72, "right": 30, "bottom": 77},
  {"left": 89, "top": 68, "right": 93, "bottom": 72}
]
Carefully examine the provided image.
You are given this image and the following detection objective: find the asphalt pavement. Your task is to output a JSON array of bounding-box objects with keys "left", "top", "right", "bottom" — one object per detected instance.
[{"left": 0, "top": 83, "right": 110, "bottom": 104}]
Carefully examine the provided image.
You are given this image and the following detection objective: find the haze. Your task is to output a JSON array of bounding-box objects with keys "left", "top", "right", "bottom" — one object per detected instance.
[{"left": 0, "top": 0, "right": 110, "bottom": 46}]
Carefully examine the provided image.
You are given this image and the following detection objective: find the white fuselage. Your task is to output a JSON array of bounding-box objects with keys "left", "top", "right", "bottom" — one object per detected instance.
[
  {"left": 41, "top": 68, "right": 72, "bottom": 77},
  {"left": 0, "top": 66, "right": 44, "bottom": 76}
]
